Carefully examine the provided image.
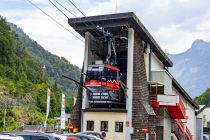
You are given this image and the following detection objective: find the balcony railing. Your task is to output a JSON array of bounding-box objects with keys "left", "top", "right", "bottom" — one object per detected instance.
[
  {"left": 173, "top": 119, "right": 192, "bottom": 140},
  {"left": 172, "top": 121, "right": 182, "bottom": 140},
  {"left": 185, "top": 127, "right": 192, "bottom": 140},
  {"left": 175, "top": 119, "right": 185, "bottom": 134},
  {"left": 149, "top": 93, "right": 187, "bottom": 119}
]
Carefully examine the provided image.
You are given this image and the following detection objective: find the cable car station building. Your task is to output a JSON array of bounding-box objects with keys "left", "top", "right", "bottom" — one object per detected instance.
[{"left": 68, "top": 12, "right": 199, "bottom": 140}]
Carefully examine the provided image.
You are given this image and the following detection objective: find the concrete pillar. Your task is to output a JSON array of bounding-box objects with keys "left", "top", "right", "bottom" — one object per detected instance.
[
  {"left": 81, "top": 32, "right": 92, "bottom": 131},
  {"left": 163, "top": 111, "right": 172, "bottom": 140},
  {"left": 82, "top": 32, "right": 92, "bottom": 110},
  {"left": 125, "top": 28, "right": 134, "bottom": 140}
]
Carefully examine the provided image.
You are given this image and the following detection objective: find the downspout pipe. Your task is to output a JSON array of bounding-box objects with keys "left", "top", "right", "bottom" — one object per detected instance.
[{"left": 146, "top": 43, "right": 152, "bottom": 81}]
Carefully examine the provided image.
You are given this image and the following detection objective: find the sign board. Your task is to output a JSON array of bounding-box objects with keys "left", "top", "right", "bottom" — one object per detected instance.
[
  {"left": 69, "top": 123, "right": 74, "bottom": 130},
  {"left": 60, "top": 93, "right": 65, "bottom": 129},
  {"left": 44, "top": 88, "right": 51, "bottom": 127},
  {"left": 126, "top": 121, "right": 129, "bottom": 127},
  {"left": 142, "top": 127, "right": 148, "bottom": 133},
  {"left": 101, "top": 132, "right": 106, "bottom": 138}
]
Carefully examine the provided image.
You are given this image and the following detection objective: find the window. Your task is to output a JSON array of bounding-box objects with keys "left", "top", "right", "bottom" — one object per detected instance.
[
  {"left": 19, "top": 135, "right": 32, "bottom": 140},
  {"left": 33, "top": 136, "right": 49, "bottom": 140},
  {"left": 87, "top": 121, "right": 94, "bottom": 131},
  {"left": 55, "top": 137, "right": 61, "bottom": 140},
  {"left": 207, "top": 122, "right": 210, "bottom": 127},
  {"left": 101, "top": 121, "right": 108, "bottom": 131},
  {"left": 115, "top": 122, "right": 123, "bottom": 132}
]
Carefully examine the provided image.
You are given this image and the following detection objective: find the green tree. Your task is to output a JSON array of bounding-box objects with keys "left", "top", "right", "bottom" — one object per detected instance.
[{"left": 194, "top": 88, "right": 210, "bottom": 106}]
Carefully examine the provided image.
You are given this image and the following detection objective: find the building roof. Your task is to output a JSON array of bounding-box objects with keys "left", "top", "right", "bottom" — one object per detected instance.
[
  {"left": 172, "top": 78, "right": 199, "bottom": 109},
  {"left": 68, "top": 12, "right": 173, "bottom": 67},
  {"left": 196, "top": 105, "right": 206, "bottom": 115}
]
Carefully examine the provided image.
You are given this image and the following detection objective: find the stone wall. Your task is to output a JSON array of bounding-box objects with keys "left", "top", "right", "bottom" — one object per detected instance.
[
  {"left": 132, "top": 33, "right": 156, "bottom": 140},
  {"left": 70, "top": 66, "right": 83, "bottom": 131}
]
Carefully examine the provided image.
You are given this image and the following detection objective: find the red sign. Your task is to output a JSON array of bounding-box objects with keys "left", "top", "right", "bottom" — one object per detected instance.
[
  {"left": 126, "top": 121, "right": 129, "bottom": 127},
  {"left": 142, "top": 127, "right": 148, "bottom": 133},
  {"left": 68, "top": 123, "right": 74, "bottom": 130}
]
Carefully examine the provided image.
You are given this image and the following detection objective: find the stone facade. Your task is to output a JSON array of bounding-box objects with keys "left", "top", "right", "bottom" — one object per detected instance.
[
  {"left": 70, "top": 66, "right": 83, "bottom": 131},
  {"left": 132, "top": 33, "right": 156, "bottom": 140}
]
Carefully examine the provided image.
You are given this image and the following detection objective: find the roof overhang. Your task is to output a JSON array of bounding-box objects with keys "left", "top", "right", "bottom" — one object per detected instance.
[
  {"left": 68, "top": 12, "right": 173, "bottom": 67},
  {"left": 196, "top": 105, "right": 206, "bottom": 115}
]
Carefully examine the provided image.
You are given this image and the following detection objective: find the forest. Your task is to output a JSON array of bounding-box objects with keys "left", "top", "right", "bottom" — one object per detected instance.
[{"left": 0, "top": 17, "right": 78, "bottom": 131}]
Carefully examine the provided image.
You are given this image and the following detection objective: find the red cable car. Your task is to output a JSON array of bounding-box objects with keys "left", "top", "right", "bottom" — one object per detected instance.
[{"left": 85, "top": 64, "right": 121, "bottom": 90}]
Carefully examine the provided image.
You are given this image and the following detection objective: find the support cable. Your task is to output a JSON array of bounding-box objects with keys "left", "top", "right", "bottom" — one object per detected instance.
[
  {"left": 66, "top": 0, "right": 101, "bottom": 36},
  {"left": 67, "top": 0, "right": 86, "bottom": 16},
  {"left": 48, "top": 0, "right": 69, "bottom": 18},
  {"left": 25, "top": 0, "right": 84, "bottom": 42},
  {"left": 52, "top": 0, "right": 77, "bottom": 17}
]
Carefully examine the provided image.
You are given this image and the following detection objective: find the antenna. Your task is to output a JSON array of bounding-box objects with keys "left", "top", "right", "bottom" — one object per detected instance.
[{"left": 115, "top": 0, "right": 118, "bottom": 13}]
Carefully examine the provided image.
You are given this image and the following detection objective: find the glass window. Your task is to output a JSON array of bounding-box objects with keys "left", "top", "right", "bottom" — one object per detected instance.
[
  {"left": 115, "top": 122, "right": 123, "bottom": 132},
  {"left": 19, "top": 135, "right": 32, "bottom": 140},
  {"left": 101, "top": 121, "right": 108, "bottom": 131},
  {"left": 207, "top": 122, "right": 210, "bottom": 127},
  {"left": 148, "top": 84, "right": 164, "bottom": 94},
  {"left": 33, "top": 136, "right": 49, "bottom": 140},
  {"left": 87, "top": 120, "right": 94, "bottom": 131},
  {"left": 55, "top": 137, "right": 61, "bottom": 140}
]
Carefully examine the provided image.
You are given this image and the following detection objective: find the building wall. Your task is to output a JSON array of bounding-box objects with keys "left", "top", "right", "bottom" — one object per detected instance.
[
  {"left": 186, "top": 103, "right": 196, "bottom": 140},
  {"left": 151, "top": 52, "right": 164, "bottom": 71},
  {"left": 83, "top": 112, "right": 126, "bottom": 140},
  {"left": 203, "top": 108, "right": 210, "bottom": 127},
  {"left": 144, "top": 51, "right": 164, "bottom": 80},
  {"left": 132, "top": 33, "right": 156, "bottom": 140},
  {"left": 70, "top": 67, "right": 83, "bottom": 131},
  {"left": 172, "top": 86, "right": 196, "bottom": 140},
  {"left": 163, "top": 112, "right": 172, "bottom": 140}
]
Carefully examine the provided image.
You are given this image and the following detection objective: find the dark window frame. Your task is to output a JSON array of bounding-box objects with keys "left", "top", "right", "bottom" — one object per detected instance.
[
  {"left": 207, "top": 122, "right": 210, "bottom": 128},
  {"left": 115, "top": 122, "right": 123, "bottom": 132},
  {"left": 100, "top": 121, "right": 108, "bottom": 132},
  {"left": 86, "top": 120, "right": 94, "bottom": 131}
]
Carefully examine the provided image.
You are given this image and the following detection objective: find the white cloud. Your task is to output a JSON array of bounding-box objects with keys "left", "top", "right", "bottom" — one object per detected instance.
[{"left": 1, "top": 0, "right": 210, "bottom": 67}]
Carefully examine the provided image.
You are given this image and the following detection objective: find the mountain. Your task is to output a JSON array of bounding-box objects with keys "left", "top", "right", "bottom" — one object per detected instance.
[
  {"left": 8, "top": 23, "right": 81, "bottom": 96},
  {"left": 170, "top": 39, "right": 210, "bottom": 98},
  {"left": 0, "top": 17, "right": 62, "bottom": 130}
]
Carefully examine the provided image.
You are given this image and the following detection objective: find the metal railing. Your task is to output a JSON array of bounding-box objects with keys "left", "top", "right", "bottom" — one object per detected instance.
[
  {"left": 186, "top": 127, "right": 192, "bottom": 140},
  {"left": 178, "top": 98, "right": 186, "bottom": 116}
]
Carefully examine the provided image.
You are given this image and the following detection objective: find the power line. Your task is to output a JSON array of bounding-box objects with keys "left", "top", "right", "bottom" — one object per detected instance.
[
  {"left": 48, "top": 0, "right": 68, "bottom": 18},
  {"left": 48, "top": 0, "right": 100, "bottom": 36},
  {"left": 66, "top": 0, "right": 101, "bottom": 36},
  {"left": 67, "top": 0, "right": 85, "bottom": 16},
  {"left": 25, "top": 0, "right": 84, "bottom": 42},
  {"left": 52, "top": 0, "right": 77, "bottom": 17}
]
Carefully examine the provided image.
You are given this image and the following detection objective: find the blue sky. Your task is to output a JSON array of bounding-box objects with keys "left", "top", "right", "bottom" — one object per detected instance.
[{"left": 1, "top": 0, "right": 210, "bottom": 68}]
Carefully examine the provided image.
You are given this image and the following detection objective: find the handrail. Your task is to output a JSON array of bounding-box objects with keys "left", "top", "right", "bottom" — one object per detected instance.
[
  {"left": 186, "top": 127, "right": 192, "bottom": 140},
  {"left": 178, "top": 98, "right": 186, "bottom": 116},
  {"left": 172, "top": 122, "right": 181, "bottom": 140},
  {"left": 175, "top": 119, "right": 185, "bottom": 134}
]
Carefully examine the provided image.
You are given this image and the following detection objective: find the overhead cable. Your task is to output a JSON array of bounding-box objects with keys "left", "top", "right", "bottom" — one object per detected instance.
[
  {"left": 25, "top": 0, "right": 84, "bottom": 42},
  {"left": 52, "top": 0, "right": 77, "bottom": 17},
  {"left": 48, "top": 0, "right": 69, "bottom": 18},
  {"left": 66, "top": 0, "right": 101, "bottom": 36},
  {"left": 67, "top": 0, "right": 86, "bottom": 16}
]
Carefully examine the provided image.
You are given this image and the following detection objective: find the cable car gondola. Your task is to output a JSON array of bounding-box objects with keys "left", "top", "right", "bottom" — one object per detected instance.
[{"left": 85, "top": 64, "right": 120, "bottom": 90}]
